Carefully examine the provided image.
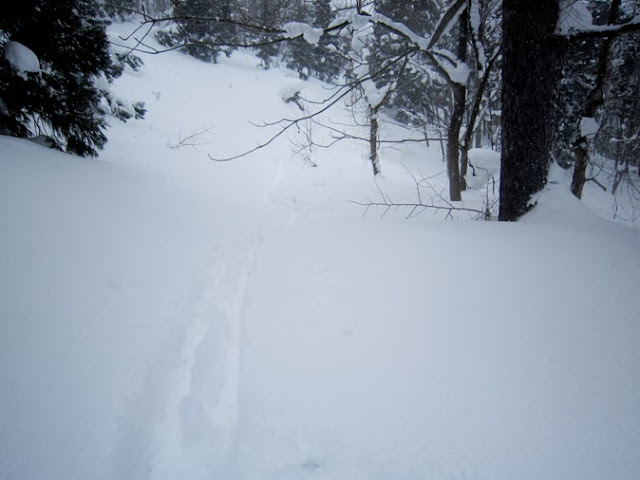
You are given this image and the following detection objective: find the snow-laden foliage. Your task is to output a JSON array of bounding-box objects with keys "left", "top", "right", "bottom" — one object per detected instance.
[
  {"left": 156, "top": 0, "right": 237, "bottom": 64},
  {"left": 3, "top": 40, "right": 40, "bottom": 78},
  {"left": 0, "top": 0, "right": 144, "bottom": 156}
]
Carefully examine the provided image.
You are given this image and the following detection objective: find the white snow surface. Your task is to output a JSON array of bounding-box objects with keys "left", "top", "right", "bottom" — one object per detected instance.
[
  {"left": 1, "top": 22, "right": 640, "bottom": 480},
  {"left": 557, "top": 0, "right": 640, "bottom": 36},
  {"left": 283, "top": 22, "right": 324, "bottom": 45},
  {"left": 465, "top": 148, "right": 500, "bottom": 190},
  {"left": 3, "top": 41, "right": 40, "bottom": 79},
  {"left": 557, "top": 0, "right": 594, "bottom": 34},
  {"left": 580, "top": 116, "right": 600, "bottom": 137}
]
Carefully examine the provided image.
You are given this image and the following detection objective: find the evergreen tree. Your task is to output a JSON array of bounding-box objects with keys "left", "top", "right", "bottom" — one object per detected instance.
[
  {"left": 285, "top": 0, "right": 342, "bottom": 82},
  {"left": 103, "top": 0, "right": 137, "bottom": 19},
  {"left": 101, "top": 0, "right": 172, "bottom": 18},
  {"left": 595, "top": 23, "right": 640, "bottom": 173},
  {"left": 373, "top": 0, "right": 446, "bottom": 129},
  {"left": 250, "top": 0, "right": 290, "bottom": 69},
  {"left": 0, "top": 0, "right": 143, "bottom": 157},
  {"left": 283, "top": 0, "right": 313, "bottom": 78},
  {"left": 156, "top": 0, "right": 238, "bottom": 63},
  {"left": 555, "top": 0, "right": 610, "bottom": 169}
]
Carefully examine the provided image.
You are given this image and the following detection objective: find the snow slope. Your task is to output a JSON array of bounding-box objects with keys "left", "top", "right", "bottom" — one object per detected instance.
[{"left": 1, "top": 22, "right": 639, "bottom": 480}]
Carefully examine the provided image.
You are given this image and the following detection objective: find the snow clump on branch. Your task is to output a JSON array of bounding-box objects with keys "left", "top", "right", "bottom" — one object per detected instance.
[
  {"left": 4, "top": 41, "right": 40, "bottom": 80},
  {"left": 282, "top": 22, "right": 324, "bottom": 45}
]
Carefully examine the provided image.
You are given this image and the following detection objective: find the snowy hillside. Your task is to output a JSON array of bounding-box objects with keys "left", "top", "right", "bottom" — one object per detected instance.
[{"left": 1, "top": 23, "right": 639, "bottom": 480}]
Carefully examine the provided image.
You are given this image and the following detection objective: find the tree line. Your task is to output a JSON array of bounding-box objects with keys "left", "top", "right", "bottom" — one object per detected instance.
[{"left": 1, "top": 0, "right": 639, "bottom": 221}]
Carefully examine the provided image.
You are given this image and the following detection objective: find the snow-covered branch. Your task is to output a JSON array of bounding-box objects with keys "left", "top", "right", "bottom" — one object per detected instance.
[{"left": 556, "top": 1, "right": 640, "bottom": 39}]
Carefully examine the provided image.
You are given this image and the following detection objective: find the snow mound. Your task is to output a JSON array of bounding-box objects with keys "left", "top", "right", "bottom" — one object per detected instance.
[
  {"left": 465, "top": 148, "right": 500, "bottom": 190},
  {"left": 4, "top": 40, "right": 40, "bottom": 79},
  {"left": 580, "top": 116, "right": 600, "bottom": 137}
]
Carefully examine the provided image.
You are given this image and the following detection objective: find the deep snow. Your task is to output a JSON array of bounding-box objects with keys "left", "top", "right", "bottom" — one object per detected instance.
[{"left": 1, "top": 22, "right": 639, "bottom": 480}]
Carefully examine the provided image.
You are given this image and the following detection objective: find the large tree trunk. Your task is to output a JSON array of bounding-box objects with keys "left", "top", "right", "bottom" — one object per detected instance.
[{"left": 499, "top": 0, "right": 565, "bottom": 221}]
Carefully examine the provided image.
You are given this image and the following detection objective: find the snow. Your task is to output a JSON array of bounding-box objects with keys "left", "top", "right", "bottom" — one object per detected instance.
[
  {"left": 347, "top": 22, "right": 393, "bottom": 110},
  {"left": 557, "top": 0, "right": 594, "bottom": 34},
  {"left": 580, "top": 116, "right": 600, "bottom": 137},
  {"left": 1, "top": 21, "right": 640, "bottom": 480},
  {"left": 279, "top": 81, "right": 306, "bottom": 104},
  {"left": 557, "top": 0, "right": 640, "bottom": 36},
  {"left": 365, "top": 81, "right": 392, "bottom": 109},
  {"left": 440, "top": 57, "right": 470, "bottom": 85},
  {"left": 371, "top": 13, "right": 430, "bottom": 50},
  {"left": 3, "top": 40, "right": 40, "bottom": 79},
  {"left": 283, "top": 22, "right": 324, "bottom": 45},
  {"left": 469, "top": 0, "right": 486, "bottom": 72},
  {"left": 431, "top": 48, "right": 470, "bottom": 85},
  {"left": 465, "top": 148, "right": 500, "bottom": 190}
]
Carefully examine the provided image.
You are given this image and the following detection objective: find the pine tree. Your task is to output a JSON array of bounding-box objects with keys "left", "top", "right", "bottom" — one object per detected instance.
[
  {"left": 103, "top": 0, "right": 137, "bottom": 19},
  {"left": 0, "top": 0, "right": 144, "bottom": 156},
  {"left": 283, "top": 0, "right": 314, "bottom": 78},
  {"left": 285, "top": 0, "right": 342, "bottom": 82},
  {"left": 309, "top": 0, "right": 342, "bottom": 82},
  {"left": 156, "top": 0, "right": 237, "bottom": 63},
  {"left": 251, "top": 0, "right": 289, "bottom": 69},
  {"left": 373, "top": 0, "right": 446, "bottom": 130}
]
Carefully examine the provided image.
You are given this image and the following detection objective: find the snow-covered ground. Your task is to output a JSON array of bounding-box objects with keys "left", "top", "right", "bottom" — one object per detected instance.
[{"left": 1, "top": 23, "right": 639, "bottom": 480}]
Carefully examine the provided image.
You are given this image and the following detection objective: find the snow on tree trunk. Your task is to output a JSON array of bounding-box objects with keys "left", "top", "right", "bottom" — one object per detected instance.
[{"left": 499, "top": 0, "right": 565, "bottom": 221}]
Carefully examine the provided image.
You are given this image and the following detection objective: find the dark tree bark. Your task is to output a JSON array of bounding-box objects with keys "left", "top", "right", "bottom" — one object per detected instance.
[
  {"left": 445, "top": 8, "right": 469, "bottom": 201},
  {"left": 499, "top": 0, "right": 565, "bottom": 221},
  {"left": 447, "top": 84, "right": 465, "bottom": 200},
  {"left": 370, "top": 105, "right": 381, "bottom": 176}
]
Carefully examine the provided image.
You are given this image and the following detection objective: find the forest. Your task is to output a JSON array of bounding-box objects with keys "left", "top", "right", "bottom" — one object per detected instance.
[{"left": 2, "top": 0, "right": 640, "bottom": 220}]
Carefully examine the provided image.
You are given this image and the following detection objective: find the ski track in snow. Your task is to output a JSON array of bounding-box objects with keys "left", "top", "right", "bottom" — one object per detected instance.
[
  {"left": 143, "top": 140, "right": 302, "bottom": 480},
  {"left": 100, "top": 31, "right": 310, "bottom": 479},
  {"left": 115, "top": 244, "right": 259, "bottom": 480}
]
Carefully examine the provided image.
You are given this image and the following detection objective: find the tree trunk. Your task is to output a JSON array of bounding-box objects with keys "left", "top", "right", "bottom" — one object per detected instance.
[
  {"left": 446, "top": 8, "right": 468, "bottom": 200},
  {"left": 370, "top": 105, "right": 381, "bottom": 176},
  {"left": 447, "top": 83, "right": 465, "bottom": 200},
  {"left": 571, "top": 138, "right": 589, "bottom": 198},
  {"left": 499, "top": 0, "right": 565, "bottom": 221}
]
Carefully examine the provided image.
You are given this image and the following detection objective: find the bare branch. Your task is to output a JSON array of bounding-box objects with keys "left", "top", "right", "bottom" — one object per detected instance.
[
  {"left": 427, "top": 0, "right": 469, "bottom": 50},
  {"left": 349, "top": 199, "right": 485, "bottom": 217},
  {"left": 351, "top": 165, "right": 488, "bottom": 220},
  {"left": 167, "top": 126, "right": 216, "bottom": 151},
  {"left": 585, "top": 177, "right": 608, "bottom": 192}
]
